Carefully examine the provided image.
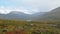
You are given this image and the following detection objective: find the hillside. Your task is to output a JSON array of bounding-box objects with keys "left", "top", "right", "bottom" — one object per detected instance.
[
  {"left": 36, "top": 7, "right": 60, "bottom": 21},
  {"left": 0, "top": 11, "right": 30, "bottom": 20},
  {"left": 0, "top": 7, "right": 60, "bottom": 21},
  {"left": 0, "top": 11, "right": 46, "bottom": 20},
  {"left": 0, "top": 19, "right": 60, "bottom": 34}
]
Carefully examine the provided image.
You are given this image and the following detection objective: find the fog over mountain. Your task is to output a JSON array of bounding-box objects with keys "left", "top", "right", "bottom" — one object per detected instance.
[
  {"left": 0, "top": 0, "right": 60, "bottom": 15},
  {"left": 0, "top": 10, "right": 46, "bottom": 20},
  {"left": 0, "top": 7, "right": 60, "bottom": 21},
  {"left": 35, "top": 7, "right": 60, "bottom": 21},
  {"left": 0, "top": 11, "right": 30, "bottom": 20}
]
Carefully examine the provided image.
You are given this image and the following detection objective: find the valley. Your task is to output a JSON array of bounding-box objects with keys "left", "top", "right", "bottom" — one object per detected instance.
[{"left": 0, "top": 19, "right": 60, "bottom": 34}]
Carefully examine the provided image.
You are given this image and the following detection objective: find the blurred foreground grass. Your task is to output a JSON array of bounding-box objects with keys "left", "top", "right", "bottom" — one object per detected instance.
[{"left": 0, "top": 19, "right": 60, "bottom": 34}]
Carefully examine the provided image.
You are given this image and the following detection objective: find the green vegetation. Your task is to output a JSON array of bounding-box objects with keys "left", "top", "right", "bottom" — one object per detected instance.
[{"left": 0, "top": 19, "right": 60, "bottom": 34}]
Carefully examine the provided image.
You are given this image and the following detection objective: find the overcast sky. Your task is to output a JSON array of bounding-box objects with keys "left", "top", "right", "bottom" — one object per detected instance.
[{"left": 0, "top": 0, "right": 60, "bottom": 14}]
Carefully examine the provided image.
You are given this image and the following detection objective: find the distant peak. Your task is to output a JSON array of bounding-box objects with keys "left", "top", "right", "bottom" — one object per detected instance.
[{"left": 8, "top": 11, "right": 25, "bottom": 14}]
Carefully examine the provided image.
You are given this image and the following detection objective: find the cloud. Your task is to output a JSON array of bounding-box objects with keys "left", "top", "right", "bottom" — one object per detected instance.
[
  {"left": 9, "top": 0, "right": 60, "bottom": 11},
  {"left": 0, "top": 0, "right": 60, "bottom": 14},
  {"left": 0, "top": 6, "right": 38, "bottom": 14}
]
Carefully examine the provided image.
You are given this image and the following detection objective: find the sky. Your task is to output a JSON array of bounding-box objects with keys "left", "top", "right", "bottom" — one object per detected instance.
[{"left": 0, "top": 0, "right": 60, "bottom": 14}]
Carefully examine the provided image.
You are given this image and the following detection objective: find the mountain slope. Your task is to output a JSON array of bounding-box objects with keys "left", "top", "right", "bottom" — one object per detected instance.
[
  {"left": 29, "top": 12, "right": 47, "bottom": 20},
  {"left": 36, "top": 7, "right": 60, "bottom": 21},
  {"left": 0, "top": 11, "right": 46, "bottom": 20},
  {"left": 0, "top": 11, "right": 30, "bottom": 20},
  {"left": 1, "top": 7, "right": 60, "bottom": 21}
]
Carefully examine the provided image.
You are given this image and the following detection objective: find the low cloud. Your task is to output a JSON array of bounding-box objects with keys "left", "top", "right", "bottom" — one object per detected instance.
[{"left": 0, "top": 0, "right": 60, "bottom": 14}]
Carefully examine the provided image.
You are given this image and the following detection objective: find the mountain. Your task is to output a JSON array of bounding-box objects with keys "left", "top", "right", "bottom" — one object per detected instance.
[
  {"left": 0, "top": 11, "right": 31, "bottom": 20},
  {"left": 1, "top": 7, "right": 60, "bottom": 21},
  {"left": 28, "top": 12, "right": 47, "bottom": 20},
  {"left": 0, "top": 11, "right": 46, "bottom": 20},
  {"left": 36, "top": 7, "right": 60, "bottom": 21}
]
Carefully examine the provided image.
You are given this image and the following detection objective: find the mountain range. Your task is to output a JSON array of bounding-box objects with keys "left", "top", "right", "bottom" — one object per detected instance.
[
  {"left": 0, "top": 11, "right": 30, "bottom": 20},
  {"left": 35, "top": 7, "right": 60, "bottom": 21},
  {"left": 0, "top": 7, "right": 60, "bottom": 21}
]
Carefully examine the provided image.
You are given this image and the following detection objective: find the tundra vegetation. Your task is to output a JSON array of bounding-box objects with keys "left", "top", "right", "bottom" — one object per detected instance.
[{"left": 0, "top": 19, "right": 60, "bottom": 34}]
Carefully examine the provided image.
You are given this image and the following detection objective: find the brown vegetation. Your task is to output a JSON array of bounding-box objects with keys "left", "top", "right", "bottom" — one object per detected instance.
[{"left": 0, "top": 19, "right": 60, "bottom": 34}]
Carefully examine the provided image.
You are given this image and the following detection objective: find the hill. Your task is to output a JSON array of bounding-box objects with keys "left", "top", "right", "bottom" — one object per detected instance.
[
  {"left": 36, "top": 7, "right": 60, "bottom": 21},
  {"left": 0, "top": 11, "right": 30, "bottom": 20}
]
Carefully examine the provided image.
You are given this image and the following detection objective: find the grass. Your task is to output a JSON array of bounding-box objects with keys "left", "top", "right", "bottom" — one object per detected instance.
[{"left": 0, "top": 19, "right": 60, "bottom": 34}]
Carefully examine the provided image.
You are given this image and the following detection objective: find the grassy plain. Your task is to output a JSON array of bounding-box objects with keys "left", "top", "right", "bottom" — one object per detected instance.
[{"left": 0, "top": 19, "right": 60, "bottom": 34}]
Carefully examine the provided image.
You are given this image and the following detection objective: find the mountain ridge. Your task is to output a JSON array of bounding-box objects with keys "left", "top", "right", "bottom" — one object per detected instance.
[
  {"left": 35, "top": 7, "right": 60, "bottom": 21},
  {"left": 0, "top": 7, "right": 60, "bottom": 21},
  {"left": 0, "top": 11, "right": 45, "bottom": 20}
]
